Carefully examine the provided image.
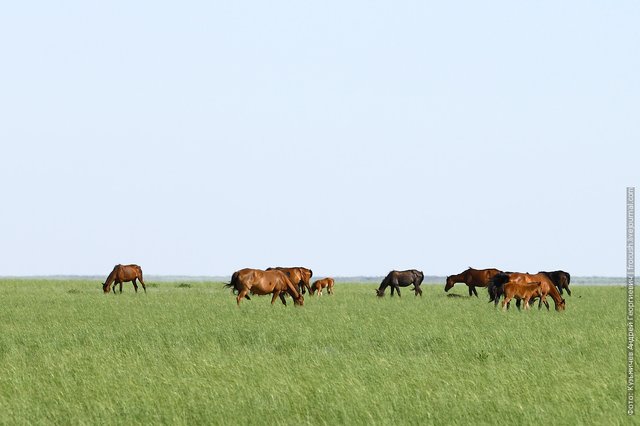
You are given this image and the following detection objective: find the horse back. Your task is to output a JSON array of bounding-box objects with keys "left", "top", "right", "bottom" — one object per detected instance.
[
  {"left": 467, "top": 268, "right": 500, "bottom": 287},
  {"left": 117, "top": 264, "right": 142, "bottom": 281}
]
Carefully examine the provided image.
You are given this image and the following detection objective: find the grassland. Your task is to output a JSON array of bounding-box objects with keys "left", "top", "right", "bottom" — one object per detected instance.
[{"left": 0, "top": 279, "right": 633, "bottom": 425}]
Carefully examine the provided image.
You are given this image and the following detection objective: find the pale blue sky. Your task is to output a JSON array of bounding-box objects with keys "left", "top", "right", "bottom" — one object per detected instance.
[{"left": 1, "top": 1, "right": 638, "bottom": 277}]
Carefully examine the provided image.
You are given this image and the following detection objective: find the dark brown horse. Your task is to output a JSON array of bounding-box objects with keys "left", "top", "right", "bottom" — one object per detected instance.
[
  {"left": 539, "top": 270, "right": 572, "bottom": 296},
  {"left": 225, "top": 268, "right": 304, "bottom": 306},
  {"left": 489, "top": 272, "right": 565, "bottom": 311},
  {"left": 310, "top": 278, "right": 334, "bottom": 296},
  {"left": 376, "top": 270, "right": 424, "bottom": 297},
  {"left": 266, "top": 266, "right": 313, "bottom": 294},
  {"left": 445, "top": 267, "right": 501, "bottom": 297},
  {"left": 102, "top": 264, "right": 146, "bottom": 294}
]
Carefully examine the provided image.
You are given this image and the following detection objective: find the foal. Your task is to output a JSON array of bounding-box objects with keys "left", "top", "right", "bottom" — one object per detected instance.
[{"left": 501, "top": 282, "right": 544, "bottom": 311}]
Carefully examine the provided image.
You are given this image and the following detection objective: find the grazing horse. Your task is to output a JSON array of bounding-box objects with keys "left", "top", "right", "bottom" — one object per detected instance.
[
  {"left": 539, "top": 270, "right": 572, "bottom": 296},
  {"left": 489, "top": 272, "right": 565, "bottom": 311},
  {"left": 266, "top": 266, "right": 313, "bottom": 294},
  {"left": 102, "top": 264, "right": 146, "bottom": 294},
  {"left": 376, "top": 270, "right": 424, "bottom": 297},
  {"left": 225, "top": 268, "right": 304, "bottom": 307},
  {"left": 500, "top": 281, "right": 544, "bottom": 311},
  {"left": 445, "top": 267, "right": 502, "bottom": 297},
  {"left": 310, "top": 278, "right": 334, "bottom": 296}
]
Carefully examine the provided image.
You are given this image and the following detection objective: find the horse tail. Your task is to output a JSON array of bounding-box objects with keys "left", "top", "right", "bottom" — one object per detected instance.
[
  {"left": 136, "top": 265, "right": 144, "bottom": 280},
  {"left": 224, "top": 271, "right": 240, "bottom": 294},
  {"left": 492, "top": 272, "right": 510, "bottom": 286},
  {"left": 488, "top": 272, "right": 509, "bottom": 301},
  {"left": 565, "top": 272, "right": 571, "bottom": 285}
]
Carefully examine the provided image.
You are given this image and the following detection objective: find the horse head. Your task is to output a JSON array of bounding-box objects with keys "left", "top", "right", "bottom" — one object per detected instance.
[
  {"left": 101, "top": 282, "right": 109, "bottom": 293},
  {"left": 375, "top": 288, "right": 385, "bottom": 297},
  {"left": 444, "top": 276, "right": 454, "bottom": 292},
  {"left": 557, "top": 298, "right": 566, "bottom": 311},
  {"left": 294, "top": 294, "right": 304, "bottom": 306}
]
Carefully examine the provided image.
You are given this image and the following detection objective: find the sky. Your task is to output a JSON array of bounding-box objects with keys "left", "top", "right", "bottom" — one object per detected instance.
[{"left": 1, "top": 1, "right": 638, "bottom": 277}]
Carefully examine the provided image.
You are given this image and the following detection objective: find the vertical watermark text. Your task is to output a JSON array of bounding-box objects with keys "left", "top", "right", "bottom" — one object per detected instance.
[{"left": 628, "top": 187, "right": 635, "bottom": 415}]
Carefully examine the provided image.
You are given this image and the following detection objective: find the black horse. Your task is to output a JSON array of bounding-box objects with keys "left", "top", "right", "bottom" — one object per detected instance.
[
  {"left": 539, "top": 270, "right": 571, "bottom": 296},
  {"left": 376, "top": 270, "right": 424, "bottom": 297},
  {"left": 487, "top": 272, "right": 511, "bottom": 307}
]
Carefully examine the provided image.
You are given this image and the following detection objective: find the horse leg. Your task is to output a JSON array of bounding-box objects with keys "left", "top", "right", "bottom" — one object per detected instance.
[
  {"left": 138, "top": 275, "right": 147, "bottom": 293},
  {"left": 416, "top": 285, "right": 422, "bottom": 297},
  {"left": 471, "top": 286, "right": 478, "bottom": 297},
  {"left": 502, "top": 298, "right": 510, "bottom": 311},
  {"left": 271, "top": 291, "right": 280, "bottom": 305},
  {"left": 468, "top": 285, "right": 473, "bottom": 297},
  {"left": 236, "top": 289, "right": 249, "bottom": 306},
  {"left": 395, "top": 285, "right": 401, "bottom": 297},
  {"left": 132, "top": 278, "right": 139, "bottom": 293},
  {"left": 565, "top": 286, "right": 572, "bottom": 296},
  {"left": 279, "top": 293, "right": 287, "bottom": 305}
]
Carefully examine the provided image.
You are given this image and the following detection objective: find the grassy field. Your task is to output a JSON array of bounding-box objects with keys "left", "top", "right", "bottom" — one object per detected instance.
[{"left": 0, "top": 279, "right": 633, "bottom": 425}]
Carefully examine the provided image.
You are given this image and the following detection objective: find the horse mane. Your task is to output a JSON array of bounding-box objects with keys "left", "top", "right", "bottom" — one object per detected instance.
[
  {"left": 380, "top": 272, "right": 392, "bottom": 286},
  {"left": 104, "top": 264, "right": 121, "bottom": 287},
  {"left": 544, "top": 278, "right": 565, "bottom": 307}
]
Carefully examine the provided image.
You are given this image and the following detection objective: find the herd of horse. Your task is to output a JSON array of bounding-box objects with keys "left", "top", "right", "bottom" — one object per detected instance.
[{"left": 101, "top": 265, "right": 570, "bottom": 311}]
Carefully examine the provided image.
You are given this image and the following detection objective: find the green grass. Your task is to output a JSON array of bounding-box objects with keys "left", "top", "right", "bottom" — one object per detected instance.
[{"left": 0, "top": 280, "right": 634, "bottom": 425}]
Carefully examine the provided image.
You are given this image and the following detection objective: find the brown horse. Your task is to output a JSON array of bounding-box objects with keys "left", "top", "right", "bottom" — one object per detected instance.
[
  {"left": 490, "top": 272, "right": 565, "bottom": 311},
  {"left": 500, "top": 281, "right": 543, "bottom": 311},
  {"left": 266, "top": 266, "right": 313, "bottom": 294},
  {"left": 102, "top": 264, "right": 146, "bottom": 294},
  {"left": 310, "top": 278, "right": 334, "bottom": 296},
  {"left": 445, "top": 267, "right": 501, "bottom": 297},
  {"left": 539, "top": 270, "right": 572, "bottom": 296},
  {"left": 376, "top": 270, "right": 424, "bottom": 297},
  {"left": 225, "top": 268, "right": 304, "bottom": 306}
]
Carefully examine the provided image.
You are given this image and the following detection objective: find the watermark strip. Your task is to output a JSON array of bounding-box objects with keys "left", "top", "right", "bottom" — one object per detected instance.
[{"left": 628, "top": 187, "right": 635, "bottom": 415}]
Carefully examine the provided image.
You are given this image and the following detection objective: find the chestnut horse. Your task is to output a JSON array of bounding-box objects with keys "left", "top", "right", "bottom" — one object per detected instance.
[
  {"left": 102, "top": 264, "right": 146, "bottom": 294},
  {"left": 225, "top": 268, "right": 304, "bottom": 306},
  {"left": 376, "top": 270, "right": 424, "bottom": 297},
  {"left": 500, "top": 281, "right": 543, "bottom": 311},
  {"left": 310, "top": 278, "right": 334, "bottom": 296},
  {"left": 445, "top": 267, "right": 502, "bottom": 297},
  {"left": 489, "top": 272, "right": 565, "bottom": 311},
  {"left": 539, "top": 270, "right": 572, "bottom": 296},
  {"left": 266, "top": 266, "right": 313, "bottom": 294}
]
